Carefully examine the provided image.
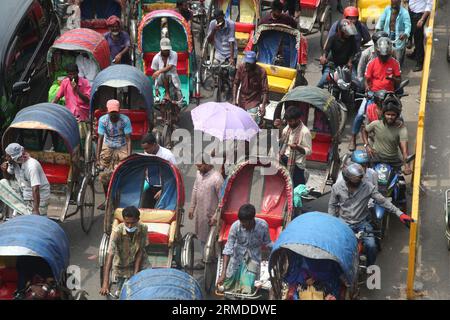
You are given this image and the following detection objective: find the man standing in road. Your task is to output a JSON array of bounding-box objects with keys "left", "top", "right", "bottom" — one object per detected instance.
[
  {"left": 188, "top": 161, "right": 224, "bottom": 268},
  {"left": 206, "top": 9, "right": 237, "bottom": 65},
  {"left": 232, "top": 51, "right": 269, "bottom": 125},
  {"left": 407, "top": 0, "right": 432, "bottom": 72},
  {"left": 96, "top": 99, "right": 132, "bottom": 210},
  {"left": 0, "top": 143, "right": 50, "bottom": 216}
]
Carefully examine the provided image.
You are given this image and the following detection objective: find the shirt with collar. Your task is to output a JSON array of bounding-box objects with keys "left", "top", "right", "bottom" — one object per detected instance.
[{"left": 408, "top": 0, "right": 432, "bottom": 13}]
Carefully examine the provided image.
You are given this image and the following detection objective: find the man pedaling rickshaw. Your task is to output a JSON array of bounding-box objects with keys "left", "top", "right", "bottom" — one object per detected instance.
[
  {"left": 206, "top": 9, "right": 238, "bottom": 66},
  {"left": 232, "top": 51, "right": 268, "bottom": 125}
]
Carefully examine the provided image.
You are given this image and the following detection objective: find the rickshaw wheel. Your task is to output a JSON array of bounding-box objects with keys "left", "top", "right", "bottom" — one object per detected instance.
[
  {"left": 80, "top": 178, "right": 95, "bottom": 233},
  {"left": 204, "top": 260, "right": 218, "bottom": 294},
  {"left": 155, "top": 130, "right": 164, "bottom": 147},
  {"left": 162, "top": 125, "right": 173, "bottom": 149},
  {"left": 181, "top": 232, "right": 196, "bottom": 276},
  {"left": 447, "top": 239, "right": 450, "bottom": 251},
  {"left": 319, "top": 9, "right": 332, "bottom": 50}
]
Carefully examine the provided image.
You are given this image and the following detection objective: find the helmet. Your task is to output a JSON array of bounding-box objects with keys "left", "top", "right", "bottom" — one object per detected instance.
[
  {"left": 382, "top": 98, "right": 402, "bottom": 116},
  {"left": 342, "top": 163, "right": 365, "bottom": 179},
  {"left": 338, "top": 19, "right": 358, "bottom": 37},
  {"left": 376, "top": 37, "right": 392, "bottom": 56},
  {"left": 372, "top": 31, "right": 389, "bottom": 48},
  {"left": 351, "top": 150, "right": 370, "bottom": 165},
  {"left": 343, "top": 6, "right": 359, "bottom": 18}
]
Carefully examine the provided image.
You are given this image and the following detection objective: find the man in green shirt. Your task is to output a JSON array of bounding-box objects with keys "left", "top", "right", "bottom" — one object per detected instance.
[{"left": 362, "top": 101, "right": 412, "bottom": 175}]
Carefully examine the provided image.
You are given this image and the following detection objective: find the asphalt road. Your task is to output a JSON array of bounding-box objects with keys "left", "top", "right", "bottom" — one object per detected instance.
[{"left": 49, "top": 0, "right": 448, "bottom": 300}]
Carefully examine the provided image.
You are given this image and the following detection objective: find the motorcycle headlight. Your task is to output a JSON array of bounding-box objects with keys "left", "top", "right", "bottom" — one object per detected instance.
[
  {"left": 337, "top": 79, "right": 350, "bottom": 91},
  {"left": 375, "top": 164, "right": 390, "bottom": 185}
]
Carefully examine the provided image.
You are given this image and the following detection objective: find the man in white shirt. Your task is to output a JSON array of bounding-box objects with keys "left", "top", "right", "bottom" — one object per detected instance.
[
  {"left": 151, "top": 38, "right": 183, "bottom": 108},
  {"left": 407, "top": 0, "right": 432, "bottom": 71},
  {"left": 0, "top": 143, "right": 50, "bottom": 216},
  {"left": 76, "top": 52, "right": 99, "bottom": 84}
]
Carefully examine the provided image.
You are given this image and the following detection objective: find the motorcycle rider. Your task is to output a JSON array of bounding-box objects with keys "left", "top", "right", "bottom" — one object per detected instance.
[
  {"left": 317, "top": 19, "right": 358, "bottom": 88},
  {"left": 357, "top": 31, "right": 389, "bottom": 84},
  {"left": 326, "top": 6, "right": 371, "bottom": 50},
  {"left": 328, "top": 163, "right": 413, "bottom": 266},
  {"left": 337, "top": 150, "right": 378, "bottom": 188},
  {"left": 349, "top": 37, "right": 401, "bottom": 151},
  {"left": 362, "top": 100, "right": 412, "bottom": 175}
]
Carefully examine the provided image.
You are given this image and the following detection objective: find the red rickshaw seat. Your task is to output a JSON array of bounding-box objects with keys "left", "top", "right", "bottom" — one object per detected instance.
[
  {"left": 41, "top": 163, "right": 70, "bottom": 184},
  {"left": 94, "top": 109, "right": 149, "bottom": 141},
  {"left": 307, "top": 132, "right": 332, "bottom": 163},
  {"left": 143, "top": 52, "right": 189, "bottom": 76},
  {"left": 219, "top": 212, "right": 284, "bottom": 243},
  {"left": 80, "top": 20, "right": 109, "bottom": 34},
  {"left": 234, "top": 22, "right": 255, "bottom": 34},
  {"left": 0, "top": 268, "right": 18, "bottom": 300},
  {"left": 300, "top": 0, "right": 321, "bottom": 9}
]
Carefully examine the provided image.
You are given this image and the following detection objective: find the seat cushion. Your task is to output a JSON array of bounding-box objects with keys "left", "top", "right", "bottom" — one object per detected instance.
[
  {"left": 300, "top": 0, "right": 321, "bottom": 9},
  {"left": 143, "top": 52, "right": 190, "bottom": 76},
  {"left": 0, "top": 282, "right": 16, "bottom": 300},
  {"left": 145, "top": 222, "right": 171, "bottom": 245},
  {"left": 41, "top": 163, "right": 70, "bottom": 184},
  {"left": 267, "top": 76, "right": 295, "bottom": 94},
  {"left": 307, "top": 132, "right": 332, "bottom": 163},
  {"left": 0, "top": 267, "right": 18, "bottom": 282}
]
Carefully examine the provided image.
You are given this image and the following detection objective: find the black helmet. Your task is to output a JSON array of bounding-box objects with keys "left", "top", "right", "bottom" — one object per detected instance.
[
  {"left": 376, "top": 37, "right": 392, "bottom": 56},
  {"left": 382, "top": 98, "right": 402, "bottom": 116},
  {"left": 372, "top": 31, "right": 389, "bottom": 48}
]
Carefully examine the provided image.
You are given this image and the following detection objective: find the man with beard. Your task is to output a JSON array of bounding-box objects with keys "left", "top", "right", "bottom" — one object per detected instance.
[
  {"left": 104, "top": 15, "right": 131, "bottom": 65},
  {"left": 328, "top": 163, "right": 413, "bottom": 266},
  {"left": 278, "top": 106, "right": 312, "bottom": 189},
  {"left": 232, "top": 51, "right": 268, "bottom": 125}
]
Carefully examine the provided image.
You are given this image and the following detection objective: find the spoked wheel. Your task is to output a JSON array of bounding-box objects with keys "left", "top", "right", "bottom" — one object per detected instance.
[
  {"left": 320, "top": 7, "right": 332, "bottom": 50},
  {"left": 215, "top": 73, "right": 231, "bottom": 103},
  {"left": 380, "top": 212, "right": 390, "bottom": 241},
  {"left": 162, "top": 124, "right": 173, "bottom": 149},
  {"left": 155, "top": 129, "right": 164, "bottom": 146},
  {"left": 61, "top": 182, "right": 74, "bottom": 222},
  {"left": 204, "top": 259, "right": 218, "bottom": 294},
  {"left": 79, "top": 177, "right": 95, "bottom": 233},
  {"left": 181, "top": 233, "right": 196, "bottom": 276}
]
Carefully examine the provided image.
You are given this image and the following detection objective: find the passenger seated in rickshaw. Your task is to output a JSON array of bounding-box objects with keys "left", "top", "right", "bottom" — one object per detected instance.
[
  {"left": 217, "top": 204, "right": 272, "bottom": 295},
  {"left": 151, "top": 38, "right": 184, "bottom": 111},
  {"left": 100, "top": 206, "right": 149, "bottom": 298},
  {"left": 76, "top": 51, "right": 99, "bottom": 84},
  {"left": 14, "top": 256, "right": 59, "bottom": 300},
  {"left": 259, "top": 0, "right": 297, "bottom": 29}
]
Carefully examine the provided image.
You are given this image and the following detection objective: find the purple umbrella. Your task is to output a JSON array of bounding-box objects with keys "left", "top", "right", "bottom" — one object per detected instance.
[{"left": 191, "top": 102, "right": 260, "bottom": 141}]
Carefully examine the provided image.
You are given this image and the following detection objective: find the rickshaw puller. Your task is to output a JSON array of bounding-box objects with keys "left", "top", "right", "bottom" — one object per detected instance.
[
  {"left": 96, "top": 99, "right": 132, "bottom": 210},
  {"left": 104, "top": 15, "right": 131, "bottom": 65},
  {"left": 151, "top": 38, "right": 184, "bottom": 110},
  {"left": 328, "top": 163, "right": 413, "bottom": 266},
  {"left": 100, "top": 206, "right": 148, "bottom": 297},
  {"left": 206, "top": 9, "right": 238, "bottom": 66},
  {"left": 232, "top": 51, "right": 268, "bottom": 125},
  {"left": 0, "top": 143, "right": 50, "bottom": 216},
  {"left": 217, "top": 204, "right": 272, "bottom": 294}
]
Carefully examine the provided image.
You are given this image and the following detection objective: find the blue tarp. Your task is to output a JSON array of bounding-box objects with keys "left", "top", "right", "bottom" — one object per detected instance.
[
  {"left": 257, "top": 30, "right": 298, "bottom": 69},
  {"left": 6, "top": 103, "right": 80, "bottom": 153},
  {"left": 110, "top": 154, "right": 179, "bottom": 210},
  {"left": 120, "top": 268, "right": 202, "bottom": 300},
  {"left": 0, "top": 215, "right": 70, "bottom": 281},
  {"left": 270, "top": 212, "right": 358, "bottom": 284},
  {"left": 90, "top": 64, "right": 154, "bottom": 114}
]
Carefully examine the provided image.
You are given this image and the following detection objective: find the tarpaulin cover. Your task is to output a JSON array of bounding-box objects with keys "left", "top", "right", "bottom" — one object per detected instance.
[
  {"left": 48, "top": 28, "right": 111, "bottom": 70},
  {"left": 120, "top": 268, "right": 202, "bottom": 300},
  {"left": 0, "top": 215, "right": 70, "bottom": 281},
  {"left": 257, "top": 30, "right": 298, "bottom": 69},
  {"left": 108, "top": 154, "right": 184, "bottom": 211},
  {"left": 270, "top": 212, "right": 358, "bottom": 284},
  {"left": 90, "top": 64, "right": 153, "bottom": 113},
  {"left": 2, "top": 103, "right": 80, "bottom": 154}
]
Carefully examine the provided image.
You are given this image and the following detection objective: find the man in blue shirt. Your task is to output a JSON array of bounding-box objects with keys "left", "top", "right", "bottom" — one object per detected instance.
[
  {"left": 206, "top": 9, "right": 237, "bottom": 66},
  {"left": 375, "top": 0, "right": 411, "bottom": 65},
  {"left": 96, "top": 99, "right": 132, "bottom": 209}
]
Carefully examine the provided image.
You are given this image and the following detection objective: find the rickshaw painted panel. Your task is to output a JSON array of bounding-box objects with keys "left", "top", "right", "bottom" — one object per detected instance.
[
  {"left": 0, "top": 215, "right": 70, "bottom": 281},
  {"left": 3, "top": 103, "right": 80, "bottom": 154},
  {"left": 300, "top": 0, "right": 321, "bottom": 9},
  {"left": 357, "top": 0, "right": 390, "bottom": 23},
  {"left": 49, "top": 28, "right": 111, "bottom": 70},
  {"left": 80, "top": 0, "right": 123, "bottom": 20},
  {"left": 120, "top": 268, "right": 202, "bottom": 300},
  {"left": 220, "top": 165, "right": 253, "bottom": 213},
  {"left": 270, "top": 212, "right": 358, "bottom": 284}
]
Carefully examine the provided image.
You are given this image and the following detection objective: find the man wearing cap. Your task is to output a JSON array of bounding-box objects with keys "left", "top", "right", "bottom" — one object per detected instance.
[
  {"left": 206, "top": 9, "right": 237, "bottom": 65},
  {"left": 104, "top": 15, "right": 131, "bottom": 65},
  {"left": 232, "top": 51, "right": 268, "bottom": 124},
  {"left": 96, "top": 99, "right": 132, "bottom": 210},
  {"left": 151, "top": 38, "right": 184, "bottom": 110},
  {"left": 0, "top": 143, "right": 50, "bottom": 217}
]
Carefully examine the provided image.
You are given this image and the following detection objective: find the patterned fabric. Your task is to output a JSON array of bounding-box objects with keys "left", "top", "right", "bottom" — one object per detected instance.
[
  {"left": 0, "top": 179, "right": 48, "bottom": 216},
  {"left": 98, "top": 114, "right": 132, "bottom": 149},
  {"left": 279, "top": 123, "right": 312, "bottom": 171},
  {"left": 223, "top": 260, "right": 257, "bottom": 294},
  {"left": 222, "top": 218, "right": 272, "bottom": 278},
  {"left": 107, "top": 222, "right": 149, "bottom": 278},
  {"left": 99, "top": 144, "right": 128, "bottom": 185}
]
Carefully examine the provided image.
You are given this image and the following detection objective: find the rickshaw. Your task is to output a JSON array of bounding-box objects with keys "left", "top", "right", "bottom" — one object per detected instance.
[
  {"left": 1, "top": 103, "right": 96, "bottom": 233},
  {"left": 356, "top": 0, "right": 389, "bottom": 26},
  {"left": 243, "top": 23, "right": 308, "bottom": 123},
  {"left": 269, "top": 212, "right": 359, "bottom": 300},
  {"left": 298, "top": 0, "right": 332, "bottom": 49},
  {"left": 89, "top": 64, "right": 154, "bottom": 154},
  {"left": 98, "top": 154, "right": 196, "bottom": 293},
  {"left": 273, "top": 86, "right": 347, "bottom": 197},
  {"left": 203, "top": 157, "right": 293, "bottom": 299},
  {"left": 119, "top": 268, "right": 203, "bottom": 300},
  {"left": 80, "top": 0, "right": 131, "bottom": 35},
  {"left": 47, "top": 28, "right": 111, "bottom": 103},
  {"left": 0, "top": 215, "right": 86, "bottom": 300}
]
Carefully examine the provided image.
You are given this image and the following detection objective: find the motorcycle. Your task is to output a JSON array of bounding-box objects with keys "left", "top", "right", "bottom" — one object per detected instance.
[{"left": 325, "top": 62, "right": 357, "bottom": 111}]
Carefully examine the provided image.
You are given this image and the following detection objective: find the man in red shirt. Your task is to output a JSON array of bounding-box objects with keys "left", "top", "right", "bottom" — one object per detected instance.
[{"left": 365, "top": 37, "right": 401, "bottom": 92}]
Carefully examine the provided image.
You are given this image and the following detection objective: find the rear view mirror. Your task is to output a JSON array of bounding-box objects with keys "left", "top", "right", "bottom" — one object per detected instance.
[
  {"left": 12, "top": 81, "right": 30, "bottom": 95},
  {"left": 397, "top": 79, "right": 410, "bottom": 92}
]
